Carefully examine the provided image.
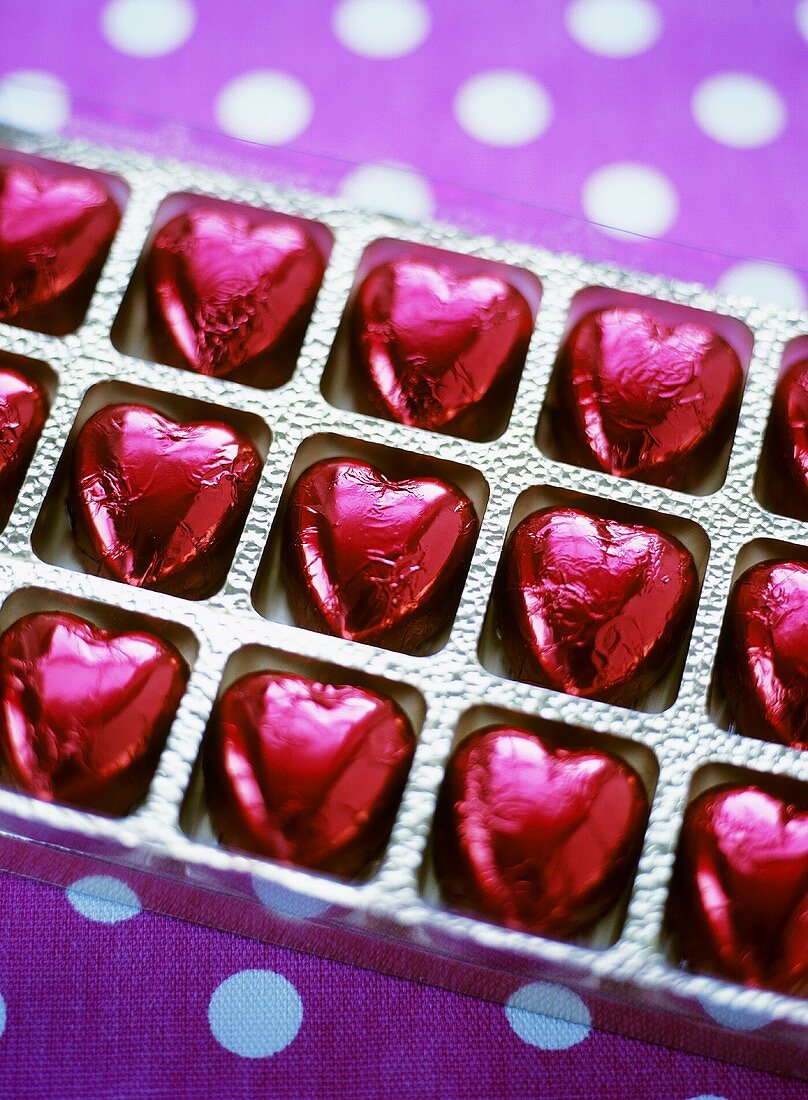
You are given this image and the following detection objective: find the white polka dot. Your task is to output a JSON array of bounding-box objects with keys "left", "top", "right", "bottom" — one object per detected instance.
[
  {"left": 251, "top": 875, "right": 331, "bottom": 919},
  {"left": 686, "top": 1095, "right": 729, "bottom": 1100},
  {"left": 208, "top": 969, "right": 303, "bottom": 1058},
  {"left": 215, "top": 71, "right": 313, "bottom": 146},
  {"left": 100, "top": 0, "right": 196, "bottom": 57},
  {"left": 692, "top": 73, "right": 786, "bottom": 149},
  {"left": 582, "top": 161, "right": 678, "bottom": 239},
  {"left": 339, "top": 162, "right": 435, "bottom": 220},
  {"left": 0, "top": 70, "right": 70, "bottom": 134},
  {"left": 717, "top": 261, "right": 807, "bottom": 310},
  {"left": 565, "top": 0, "right": 661, "bottom": 57},
  {"left": 454, "top": 70, "right": 553, "bottom": 147},
  {"left": 699, "top": 996, "right": 770, "bottom": 1032},
  {"left": 66, "top": 875, "right": 141, "bottom": 923},
  {"left": 333, "top": 0, "right": 431, "bottom": 58},
  {"left": 505, "top": 982, "right": 591, "bottom": 1049},
  {"left": 797, "top": 0, "right": 808, "bottom": 43}
]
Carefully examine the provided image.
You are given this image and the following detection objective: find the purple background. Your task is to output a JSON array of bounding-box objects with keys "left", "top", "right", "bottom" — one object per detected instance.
[{"left": 0, "top": 1, "right": 807, "bottom": 1096}]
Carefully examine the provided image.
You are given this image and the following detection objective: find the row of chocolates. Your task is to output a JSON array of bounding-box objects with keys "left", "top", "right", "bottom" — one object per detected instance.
[
  {"left": 5, "top": 155, "right": 808, "bottom": 509},
  {"left": 0, "top": 357, "right": 803, "bottom": 743},
  {"left": 0, "top": 602, "right": 802, "bottom": 998}
]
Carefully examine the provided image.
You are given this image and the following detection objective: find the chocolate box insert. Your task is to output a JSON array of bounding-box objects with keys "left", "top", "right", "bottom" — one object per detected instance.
[
  {"left": 182, "top": 642, "right": 425, "bottom": 883},
  {"left": 251, "top": 431, "right": 488, "bottom": 656},
  {"left": 755, "top": 335, "right": 808, "bottom": 521},
  {"left": 111, "top": 191, "right": 332, "bottom": 390},
  {"left": 0, "top": 127, "right": 807, "bottom": 1076},
  {"left": 320, "top": 238, "right": 541, "bottom": 442},
  {"left": 708, "top": 537, "right": 808, "bottom": 750},
  {"left": 31, "top": 380, "right": 270, "bottom": 600},
  {"left": 664, "top": 763, "right": 808, "bottom": 996},
  {"left": 478, "top": 484, "right": 709, "bottom": 713},
  {"left": 536, "top": 287, "right": 753, "bottom": 496},
  {"left": 421, "top": 705, "right": 658, "bottom": 950},
  {"left": 0, "top": 585, "right": 196, "bottom": 817},
  {"left": 0, "top": 150, "right": 127, "bottom": 336}
]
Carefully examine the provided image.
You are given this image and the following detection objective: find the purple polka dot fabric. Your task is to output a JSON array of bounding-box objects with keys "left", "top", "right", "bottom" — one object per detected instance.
[{"left": 0, "top": 2, "right": 806, "bottom": 1096}]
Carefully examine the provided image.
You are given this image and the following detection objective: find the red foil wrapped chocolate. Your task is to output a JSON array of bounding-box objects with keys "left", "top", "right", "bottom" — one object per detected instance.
[
  {"left": 284, "top": 458, "right": 479, "bottom": 651},
  {"left": 0, "top": 610, "right": 188, "bottom": 815},
  {"left": 496, "top": 506, "right": 698, "bottom": 705},
  {"left": 351, "top": 255, "right": 533, "bottom": 438},
  {"left": 556, "top": 306, "right": 743, "bottom": 489},
  {"left": 720, "top": 560, "right": 808, "bottom": 750},
  {"left": 766, "top": 359, "right": 808, "bottom": 520},
  {"left": 0, "top": 159, "right": 120, "bottom": 327},
  {"left": 0, "top": 363, "right": 49, "bottom": 525},
  {"left": 434, "top": 726, "right": 649, "bottom": 937},
  {"left": 673, "top": 785, "right": 808, "bottom": 994},
  {"left": 69, "top": 403, "right": 262, "bottom": 599},
  {"left": 205, "top": 671, "right": 415, "bottom": 877},
  {"left": 147, "top": 205, "right": 326, "bottom": 383}
]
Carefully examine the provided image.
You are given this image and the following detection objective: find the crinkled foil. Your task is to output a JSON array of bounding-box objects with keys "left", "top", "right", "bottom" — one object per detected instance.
[{"left": 0, "top": 124, "right": 807, "bottom": 1066}]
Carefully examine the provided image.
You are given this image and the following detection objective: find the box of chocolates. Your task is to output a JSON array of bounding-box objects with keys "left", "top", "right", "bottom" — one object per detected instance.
[{"left": 0, "top": 124, "right": 806, "bottom": 1077}]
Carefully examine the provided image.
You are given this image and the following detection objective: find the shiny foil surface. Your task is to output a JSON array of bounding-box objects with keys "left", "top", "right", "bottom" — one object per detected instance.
[
  {"left": 205, "top": 671, "right": 415, "bottom": 877},
  {"left": 0, "top": 159, "right": 120, "bottom": 325},
  {"left": 0, "top": 610, "right": 187, "bottom": 815},
  {"left": 283, "top": 457, "right": 479, "bottom": 651},
  {"left": 673, "top": 785, "right": 808, "bottom": 995},
  {"left": 496, "top": 506, "right": 699, "bottom": 705},
  {"left": 0, "top": 362, "right": 49, "bottom": 526},
  {"left": 433, "top": 726, "right": 649, "bottom": 937},
  {"left": 767, "top": 358, "right": 808, "bottom": 520},
  {"left": 721, "top": 561, "right": 808, "bottom": 750},
  {"left": 351, "top": 255, "right": 533, "bottom": 437},
  {"left": 69, "top": 403, "right": 262, "bottom": 599},
  {"left": 556, "top": 306, "right": 744, "bottom": 489},
  {"left": 147, "top": 205, "right": 326, "bottom": 383}
]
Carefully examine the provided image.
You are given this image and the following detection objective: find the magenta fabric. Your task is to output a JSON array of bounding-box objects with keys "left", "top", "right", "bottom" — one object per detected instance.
[
  {"left": 0, "top": 2, "right": 807, "bottom": 1097},
  {"left": 0, "top": 872, "right": 805, "bottom": 1100}
]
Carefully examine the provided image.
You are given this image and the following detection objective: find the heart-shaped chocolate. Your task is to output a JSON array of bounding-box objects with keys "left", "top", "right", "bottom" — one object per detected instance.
[
  {"left": 205, "top": 671, "right": 415, "bottom": 877},
  {"left": 284, "top": 458, "right": 479, "bottom": 651},
  {"left": 720, "top": 561, "right": 808, "bottom": 750},
  {"left": 0, "top": 611, "right": 188, "bottom": 815},
  {"left": 673, "top": 785, "right": 808, "bottom": 994},
  {"left": 767, "top": 359, "right": 808, "bottom": 520},
  {"left": 352, "top": 256, "right": 533, "bottom": 437},
  {"left": 496, "top": 506, "right": 698, "bottom": 705},
  {"left": 556, "top": 306, "right": 743, "bottom": 489},
  {"left": 69, "top": 403, "right": 262, "bottom": 599},
  {"left": 434, "top": 726, "right": 648, "bottom": 937},
  {"left": 0, "top": 159, "right": 120, "bottom": 325},
  {"left": 0, "top": 363, "right": 49, "bottom": 525},
  {"left": 147, "top": 206, "right": 326, "bottom": 382}
]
